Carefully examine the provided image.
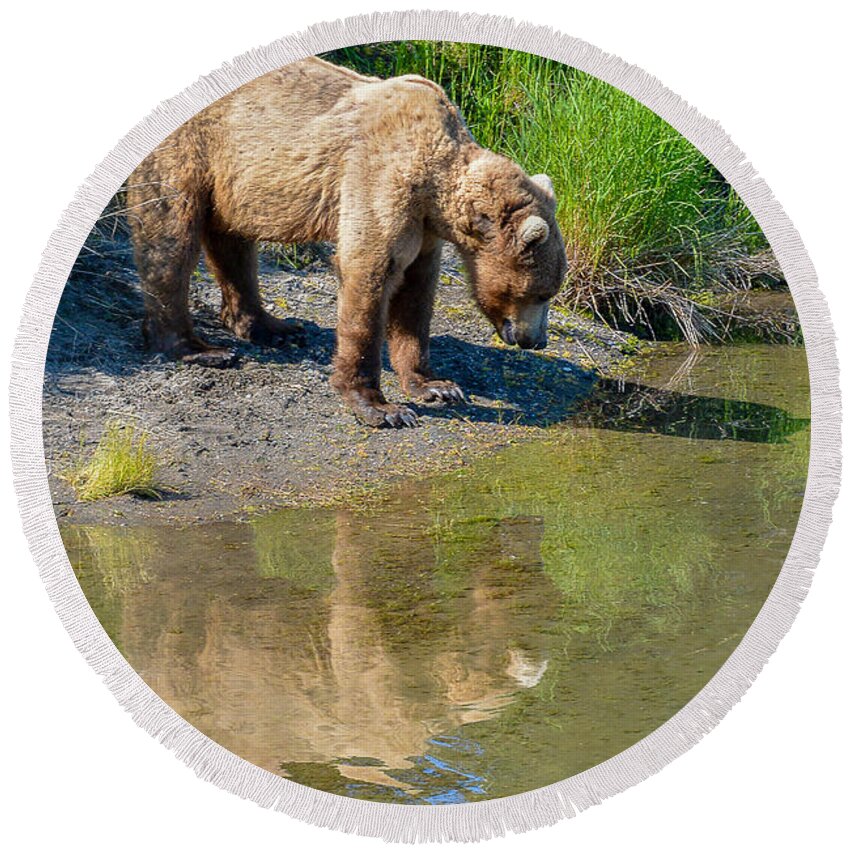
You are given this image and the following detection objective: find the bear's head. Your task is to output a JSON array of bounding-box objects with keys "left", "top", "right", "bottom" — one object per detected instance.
[{"left": 457, "top": 153, "right": 568, "bottom": 350}]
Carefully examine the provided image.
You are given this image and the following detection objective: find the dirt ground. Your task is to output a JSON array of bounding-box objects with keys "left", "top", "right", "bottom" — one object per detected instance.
[{"left": 42, "top": 232, "right": 646, "bottom": 525}]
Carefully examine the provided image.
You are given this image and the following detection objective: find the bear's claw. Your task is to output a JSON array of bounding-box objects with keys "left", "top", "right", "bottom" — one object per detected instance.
[{"left": 382, "top": 406, "right": 419, "bottom": 428}]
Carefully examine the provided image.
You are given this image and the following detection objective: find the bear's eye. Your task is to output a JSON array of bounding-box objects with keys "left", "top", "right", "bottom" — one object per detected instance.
[{"left": 518, "top": 249, "right": 537, "bottom": 267}]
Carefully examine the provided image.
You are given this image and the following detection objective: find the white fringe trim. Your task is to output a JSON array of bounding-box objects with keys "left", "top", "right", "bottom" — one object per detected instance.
[{"left": 8, "top": 10, "right": 841, "bottom": 843}]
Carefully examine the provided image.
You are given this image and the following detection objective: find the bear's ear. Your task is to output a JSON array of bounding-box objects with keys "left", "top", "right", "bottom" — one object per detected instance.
[
  {"left": 531, "top": 173, "right": 556, "bottom": 200},
  {"left": 517, "top": 215, "right": 550, "bottom": 251}
]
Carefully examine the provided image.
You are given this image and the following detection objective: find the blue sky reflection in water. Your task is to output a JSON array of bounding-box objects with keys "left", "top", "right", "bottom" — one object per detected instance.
[{"left": 63, "top": 344, "right": 810, "bottom": 804}]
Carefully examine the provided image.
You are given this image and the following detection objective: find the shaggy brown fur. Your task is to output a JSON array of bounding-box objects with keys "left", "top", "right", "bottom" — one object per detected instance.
[{"left": 127, "top": 56, "right": 568, "bottom": 427}]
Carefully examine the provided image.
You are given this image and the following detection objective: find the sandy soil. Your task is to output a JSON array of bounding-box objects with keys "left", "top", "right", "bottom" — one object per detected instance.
[{"left": 43, "top": 233, "right": 639, "bottom": 525}]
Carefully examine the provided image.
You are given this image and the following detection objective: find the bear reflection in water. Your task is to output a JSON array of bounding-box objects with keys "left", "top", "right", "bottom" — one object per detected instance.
[{"left": 65, "top": 510, "right": 559, "bottom": 800}]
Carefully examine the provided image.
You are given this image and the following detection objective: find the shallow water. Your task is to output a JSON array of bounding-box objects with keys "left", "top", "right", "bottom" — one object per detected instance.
[{"left": 62, "top": 344, "right": 810, "bottom": 804}]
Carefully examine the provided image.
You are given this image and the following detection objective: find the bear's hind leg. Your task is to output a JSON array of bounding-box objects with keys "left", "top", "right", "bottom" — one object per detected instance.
[
  {"left": 202, "top": 228, "right": 304, "bottom": 347},
  {"left": 387, "top": 241, "right": 465, "bottom": 405},
  {"left": 129, "top": 174, "right": 234, "bottom": 367},
  {"left": 136, "top": 247, "right": 236, "bottom": 368}
]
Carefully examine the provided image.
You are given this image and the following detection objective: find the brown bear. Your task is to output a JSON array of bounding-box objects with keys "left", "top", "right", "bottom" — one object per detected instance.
[{"left": 127, "top": 56, "right": 568, "bottom": 427}]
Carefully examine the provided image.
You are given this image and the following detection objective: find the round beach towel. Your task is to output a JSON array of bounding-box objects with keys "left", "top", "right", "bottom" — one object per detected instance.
[{"left": 10, "top": 11, "right": 840, "bottom": 842}]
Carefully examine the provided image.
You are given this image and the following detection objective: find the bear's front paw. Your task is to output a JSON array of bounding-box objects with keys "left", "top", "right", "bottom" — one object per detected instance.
[
  {"left": 338, "top": 385, "right": 419, "bottom": 428},
  {"left": 358, "top": 401, "right": 418, "bottom": 429},
  {"left": 407, "top": 379, "right": 466, "bottom": 406},
  {"left": 344, "top": 394, "right": 417, "bottom": 428}
]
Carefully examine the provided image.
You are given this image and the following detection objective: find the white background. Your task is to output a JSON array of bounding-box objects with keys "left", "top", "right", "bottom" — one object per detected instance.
[{"left": 2, "top": 1, "right": 847, "bottom": 847}]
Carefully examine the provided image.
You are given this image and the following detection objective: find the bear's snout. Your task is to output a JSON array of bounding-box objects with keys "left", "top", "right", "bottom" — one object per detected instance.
[
  {"left": 500, "top": 317, "right": 548, "bottom": 350},
  {"left": 517, "top": 331, "right": 548, "bottom": 350},
  {"left": 503, "top": 302, "right": 550, "bottom": 350}
]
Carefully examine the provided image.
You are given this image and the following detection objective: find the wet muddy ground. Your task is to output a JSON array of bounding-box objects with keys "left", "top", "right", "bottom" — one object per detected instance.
[{"left": 43, "top": 234, "right": 637, "bottom": 524}]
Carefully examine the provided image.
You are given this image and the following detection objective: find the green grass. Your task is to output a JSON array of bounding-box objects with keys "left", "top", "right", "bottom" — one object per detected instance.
[
  {"left": 64, "top": 421, "right": 161, "bottom": 502},
  {"left": 324, "top": 42, "right": 780, "bottom": 341}
]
